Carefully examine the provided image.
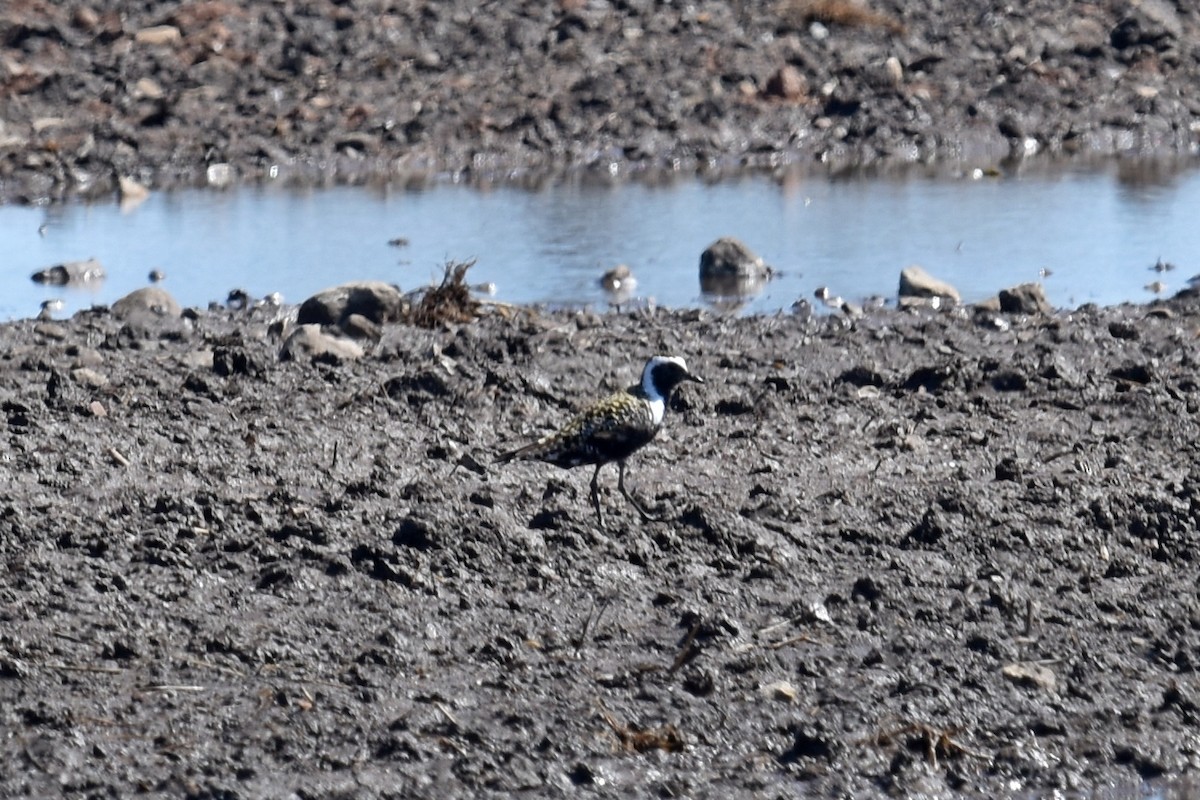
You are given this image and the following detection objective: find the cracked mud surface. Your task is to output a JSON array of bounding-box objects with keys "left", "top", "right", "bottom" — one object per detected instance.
[{"left": 5, "top": 295, "right": 1200, "bottom": 797}]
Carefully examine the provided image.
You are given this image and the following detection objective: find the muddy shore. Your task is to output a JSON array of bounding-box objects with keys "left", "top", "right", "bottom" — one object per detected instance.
[
  {"left": 5, "top": 289, "right": 1200, "bottom": 797},
  {"left": 5, "top": 0, "right": 1200, "bottom": 797},
  {"left": 1, "top": 0, "right": 1199, "bottom": 203}
]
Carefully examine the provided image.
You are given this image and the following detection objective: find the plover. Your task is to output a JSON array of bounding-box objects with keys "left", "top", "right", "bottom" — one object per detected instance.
[
  {"left": 497, "top": 356, "right": 703, "bottom": 523},
  {"left": 599, "top": 264, "right": 637, "bottom": 293}
]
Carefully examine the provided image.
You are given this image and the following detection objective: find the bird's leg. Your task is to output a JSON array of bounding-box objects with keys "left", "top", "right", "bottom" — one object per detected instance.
[
  {"left": 617, "top": 460, "right": 659, "bottom": 521},
  {"left": 589, "top": 463, "right": 604, "bottom": 525}
]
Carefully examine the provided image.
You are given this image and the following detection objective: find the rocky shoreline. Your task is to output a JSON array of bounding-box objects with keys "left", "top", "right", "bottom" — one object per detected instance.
[{"left": 2, "top": 1, "right": 1199, "bottom": 203}]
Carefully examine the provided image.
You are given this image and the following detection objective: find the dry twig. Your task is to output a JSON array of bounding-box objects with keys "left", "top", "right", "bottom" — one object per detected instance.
[
  {"left": 778, "top": 0, "right": 904, "bottom": 33},
  {"left": 599, "top": 708, "right": 685, "bottom": 753},
  {"left": 860, "top": 722, "right": 988, "bottom": 769}
]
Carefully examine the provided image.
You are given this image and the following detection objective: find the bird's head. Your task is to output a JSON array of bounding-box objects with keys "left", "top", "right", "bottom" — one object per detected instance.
[{"left": 643, "top": 356, "right": 703, "bottom": 401}]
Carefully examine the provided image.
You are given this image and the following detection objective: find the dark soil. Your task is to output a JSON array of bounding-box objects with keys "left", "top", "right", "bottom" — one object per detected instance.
[
  {"left": 6, "top": 292, "right": 1200, "bottom": 797},
  {"left": 2, "top": 0, "right": 1199, "bottom": 203},
  {"left": 5, "top": 1, "right": 1200, "bottom": 797}
]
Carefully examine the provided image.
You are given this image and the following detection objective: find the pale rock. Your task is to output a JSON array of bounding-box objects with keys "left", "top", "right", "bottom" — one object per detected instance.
[
  {"left": 899, "top": 265, "right": 960, "bottom": 303},
  {"left": 112, "top": 287, "right": 182, "bottom": 319},
  {"left": 135, "top": 25, "right": 182, "bottom": 46},
  {"left": 998, "top": 283, "right": 1053, "bottom": 315},
  {"left": 32, "top": 258, "right": 105, "bottom": 286},
  {"left": 71, "top": 367, "right": 108, "bottom": 388},
  {"left": 279, "top": 324, "right": 364, "bottom": 363}
]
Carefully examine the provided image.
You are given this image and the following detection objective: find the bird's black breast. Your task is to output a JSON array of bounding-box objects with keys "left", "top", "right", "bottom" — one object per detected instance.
[{"left": 588, "top": 425, "right": 659, "bottom": 463}]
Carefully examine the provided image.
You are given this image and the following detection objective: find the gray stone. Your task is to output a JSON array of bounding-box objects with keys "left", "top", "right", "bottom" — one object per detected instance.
[
  {"left": 699, "top": 237, "right": 770, "bottom": 280},
  {"left": 111, "top": 287, "right": 182, "bottom": 319},
  {"left": 998, "top": 283, "right": 1053, "bottom": 315},
  {"left": 71, "top": 367, "right": 108, "bottom": 388},
  {"left": 279, "top": 324, "right": 364, "bottom": 363},
  {"left": 341, "top": 313, "right": 383, "bottom": 340},
  {"left": 71, "top": 348, "right": 105, "bottom": 368},
  {"left": 899, "top": 265, "right": 961, "bottom": 303},
  {"left": 31, "top": 258, "right": 105, "bottom": 286},
  {"left": 1111, "top": 0, "right": 1181, "bottom": 49},
  {"left": 297, "top": 281, "right": 406, "bottom": 326},
  {"left": 700, "top": 237, "right": 773, "bottom": 297},
  {"left": 33, "top": 322, "right": 67, "bottom": 340}
]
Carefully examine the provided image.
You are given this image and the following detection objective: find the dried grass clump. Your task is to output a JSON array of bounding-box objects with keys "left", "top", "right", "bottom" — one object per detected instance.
[
  {"left": 778, "top": 0, "right": 905, "bottom": 34},
  {"left": 601, "top": 711, "right": 686, "bottom": 754},
  {"left": 406, "top": 259, "right": 482, "bottom": 328}
]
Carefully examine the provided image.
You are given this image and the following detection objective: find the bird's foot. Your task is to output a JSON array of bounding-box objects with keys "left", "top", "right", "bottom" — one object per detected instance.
[{"left": 622, "top": 488, "right": 663, "bottom": 522}]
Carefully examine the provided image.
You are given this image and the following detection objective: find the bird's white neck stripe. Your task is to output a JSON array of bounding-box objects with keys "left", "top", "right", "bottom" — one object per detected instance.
[
  {"left": 647, "top": 396, "right": 665, "bottom": 426},
  {"left": 642, "top": 369, "right": 666, "bottom": 426}
]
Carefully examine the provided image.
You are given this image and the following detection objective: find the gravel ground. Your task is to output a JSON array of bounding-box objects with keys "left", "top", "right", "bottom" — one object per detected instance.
[
  {"left": 1, "top": 0, "right": 1198, "bottom": 202},
  {"left": 4, "top": 1, "right": 1200, "bottom": 798},
  {"left": 5, "top": 292, "right": 1200, "bottom": 797}
]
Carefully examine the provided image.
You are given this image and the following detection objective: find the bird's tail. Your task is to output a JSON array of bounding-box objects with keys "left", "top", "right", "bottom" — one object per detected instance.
[
  {"left": 495, "top": 439, "right": 541, "bottom": 464},
  {"left": 496, "top": 429, "right": 562, "bottom": 464}
]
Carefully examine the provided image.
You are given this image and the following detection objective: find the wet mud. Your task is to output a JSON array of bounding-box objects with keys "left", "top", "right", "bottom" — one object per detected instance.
[
  {"left": 5, "top": 293, "right": 1200, "bottom": 796},
  {"left": 5, "top": 0, "right": 1200, "bottom": 796}
]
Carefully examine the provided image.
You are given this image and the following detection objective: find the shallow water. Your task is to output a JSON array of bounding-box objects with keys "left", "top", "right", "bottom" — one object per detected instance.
[{"left": 2, "top": 161, "right": 1199, "bottom": 321}]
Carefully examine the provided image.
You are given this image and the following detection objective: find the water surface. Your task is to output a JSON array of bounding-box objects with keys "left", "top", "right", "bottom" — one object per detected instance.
[{"left": 2, "top": 162, "right": 1198, "bottom": 321}]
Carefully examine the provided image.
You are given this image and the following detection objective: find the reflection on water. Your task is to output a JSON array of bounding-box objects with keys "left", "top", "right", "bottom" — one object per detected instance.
[{"left": 1, "top": 160, "right": 1199, "bottom": 321}]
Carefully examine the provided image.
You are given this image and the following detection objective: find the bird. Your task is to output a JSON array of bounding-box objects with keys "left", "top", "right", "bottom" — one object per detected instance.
[
  {"left": 599, "top": 264, "right": 637, "bottom": 293},
  {"left": 496, "top": 356, "right": 703, "bottom": 523}
]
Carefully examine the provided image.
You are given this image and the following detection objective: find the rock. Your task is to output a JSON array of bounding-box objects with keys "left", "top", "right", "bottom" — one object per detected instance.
[
  {"left": 111, "top": 287, "right": 182, "bottom": 319},
  {"left": 72, "top": 347, "right": 105, "bottom": 368},
  {"left": 998, "top": 283, "right": 1053, "bottom": 315},
  {"left": 134, "top": 25, "right": 182, "bottom": 45},
  {"left": 864, "top": 56, "right": 903, "bottom": 90},
  {"left": 898, "top": 295, "right": 951, "bottom": 312},
  {"left": 898, "top": 265, "right": 960, "bottom": 303},
  {"left": 118, "top": 177, "right": 150, "bottom": 211},
  {"left": 700, "top": 237, "right": 770, "bottom": 281},
  {"left": 297, "top": 281, "right": 407, "bottom": 326},
  {"left": 206, "top": 163, "right": 235, "bottom": 188},
  {"left": 760, "top": 680, "right": 799, "bottom": 703},
  {"left": 71, "top": 367, "right": 108, "bottom": 388},
  {"left": 341, "top": 313, "right": 383, "bottom": 340},
  {"left": 763, "top": 65, "right": 807, "bottom": 101},
  {"left": 1108, "top": 321, "right": 1137, "bottom": 340},
  {"left": 33, "top": 322, "right": 67, "bottom": 340},
  {"left": 1110, "top": 0, "right": 1182, "bottom": 50},
  {"left": 700, "top": 237, "right": 772, "bottom": 297},
  {"left": 1069, "top": 17, "right": 1108, "bottom": 56},
  {"left": 133, "top": 77, "right": 164, "bottom": 99},
  {"left": 31, "top": 258, "right": 105, "bottom": 286},
  {"left": 279, "top": 324, "right": 364, "bottom": 363},
  {"left": 1002, "top": 662, "right": 1056, "bottom": 691},
  {"left": 973, "top": 296, "right": 1002, "bottom": 313}
]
